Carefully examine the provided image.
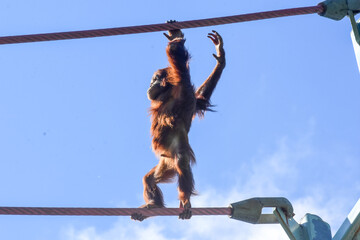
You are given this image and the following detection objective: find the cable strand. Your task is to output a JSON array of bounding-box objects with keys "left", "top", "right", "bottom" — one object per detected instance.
[
  {"left": 0, "top": 5, "right": 324, "bottom": 45},
  {"left": 0, "top": 207, "right": 232, "bottom": 216}
]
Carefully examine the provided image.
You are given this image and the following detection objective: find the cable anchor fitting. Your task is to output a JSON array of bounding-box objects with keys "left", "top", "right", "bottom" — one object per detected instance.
[{"left": 229, "top": 197, "right": 294, "bottom": 224}]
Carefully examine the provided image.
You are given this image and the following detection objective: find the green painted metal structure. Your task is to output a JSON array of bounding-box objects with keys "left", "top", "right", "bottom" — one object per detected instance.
[{"left": 230, "top": 198, "right": 360, "bottom": 239}]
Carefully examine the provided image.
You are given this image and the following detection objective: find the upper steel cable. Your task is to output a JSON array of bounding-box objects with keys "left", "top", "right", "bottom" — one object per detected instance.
[{"left": 0, "top": 5, "right": 324, "bottom": 45}]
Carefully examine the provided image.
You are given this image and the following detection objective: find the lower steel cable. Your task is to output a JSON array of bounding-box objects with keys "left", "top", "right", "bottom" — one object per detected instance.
[{"left": 0, "top": 206, "right": 232, "bottom": 216}]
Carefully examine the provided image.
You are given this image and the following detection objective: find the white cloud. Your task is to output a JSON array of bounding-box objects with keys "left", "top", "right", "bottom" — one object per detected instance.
[
  {"left": 64, "top": 222, "right": 170, "bottom": 240},
  {"left": 62, "top": 121, "right": 351, "bottom": 240}
]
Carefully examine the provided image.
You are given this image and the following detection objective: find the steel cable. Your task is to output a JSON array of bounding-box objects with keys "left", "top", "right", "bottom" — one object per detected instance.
[
  {"left": 0, "top": 206, "right": 232, "bottom": 216},
  {"left": 0, "top": 5, "right": 324, "bottom": 45}
]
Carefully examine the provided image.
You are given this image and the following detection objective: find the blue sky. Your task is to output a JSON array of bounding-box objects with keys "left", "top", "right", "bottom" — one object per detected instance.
[{"left": 0, "top": 0, "right": 359, "bottom": 239}]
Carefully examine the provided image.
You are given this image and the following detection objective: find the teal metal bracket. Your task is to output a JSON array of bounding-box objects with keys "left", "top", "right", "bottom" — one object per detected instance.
[
  {"left": 320, "top": 0, "right": 360, "bottom": 20},
  {"left": 229, "top": 197, "right": 360, "bottom": 240},
  {"left": 229, "top": 197, "right": 332, "bottom": 239},
  {"left": 320, "top": 0, "right": 360, "bottom": 45},
  {"left": 229, "top": 197, "right": 293, "bottom": 224},
  {"left": 320, "top": 0, "right": 360, "bottom": 71},
  {"left": 275, "top": 208, "right": 332, "bottom": 240}
]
